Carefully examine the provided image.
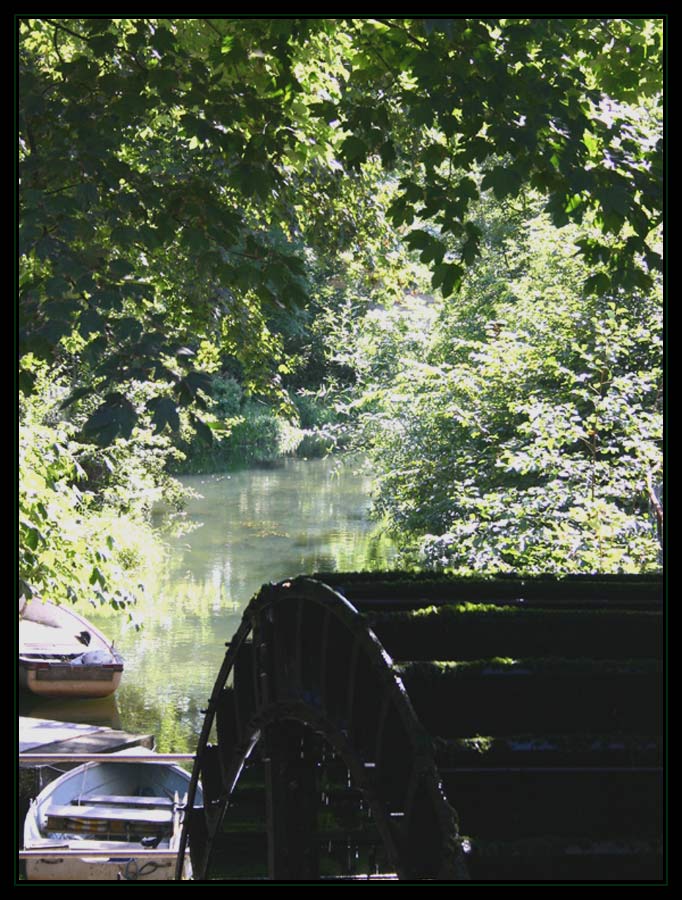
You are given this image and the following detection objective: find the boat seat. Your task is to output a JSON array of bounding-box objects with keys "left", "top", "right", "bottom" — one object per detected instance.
[
  {"left": 27, "top": 838, "right": 155, "bottom": 852},
  {"left": 47, "top": 804, "right": 174, "bottom": 832},
  {"left": 77, "top": 795, "right": 175, "bottom": 809}
]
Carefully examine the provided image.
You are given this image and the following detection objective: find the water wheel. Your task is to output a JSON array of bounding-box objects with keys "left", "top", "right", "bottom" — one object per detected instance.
[{"left": 178, "top": 573, "right": 662, "bottom": 882}]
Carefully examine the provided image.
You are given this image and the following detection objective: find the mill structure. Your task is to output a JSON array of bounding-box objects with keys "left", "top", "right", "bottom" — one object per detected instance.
[{"left": 177, "top": 572, "right": 663, "bottom": 882}]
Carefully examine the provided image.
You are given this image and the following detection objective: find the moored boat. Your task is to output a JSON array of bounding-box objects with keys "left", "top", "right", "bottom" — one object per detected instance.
[
  {"left": 23, "top": 753, "right": 202, "bottom": 880},
  {"left": 19, "top": 597, "right": 123, "bottom": 699}
]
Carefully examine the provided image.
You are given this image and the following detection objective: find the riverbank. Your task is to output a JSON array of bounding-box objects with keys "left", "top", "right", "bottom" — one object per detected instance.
[{"left": 170, "top": 382, "right": 347, "bottom": 476}]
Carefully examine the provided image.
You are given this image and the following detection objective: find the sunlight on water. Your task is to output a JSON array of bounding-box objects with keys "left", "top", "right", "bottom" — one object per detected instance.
[{"left": 30, "top": 456, "right": 397, "bottom": 752}]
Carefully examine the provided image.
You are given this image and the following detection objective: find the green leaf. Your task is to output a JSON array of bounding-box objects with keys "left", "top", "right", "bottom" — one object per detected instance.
[
  {"left": 481, "top": 165, "right": 523, "bottom": 200},
  {"left": 422, "top": 143, "right": 448, "bottom": 168},
  {"left": 575, "top": 239, "right": 612, "bottom": 266},
  {"left": 379, "top": 140, "right": 397, "bottom": 169},
  {"left": 82, "top": 335, "right": 108, "bottom": 365},
  {"left": 82, "top": 394, "right": 137, "bottom": 446},
  {"left": 182, "top": 227, "right": 205, "bottom": 253},
  {"left": 46, "top": 275, "right": 71, "bottom": 298},
  {"left": 114, "top": 318, "right": 143, "bottom": 342},
  {"left": 91, "top": 289, "right": 122, "bottom": 312},
  {"left": 85, "top": 19, "right": 114, "bottom": 35},
  {"left": 24, "top": 525, "right": 43, "bottom": 551},
  {"left": 90, "top": 33, "right": 118, "bottom": 55},
  {"left": 387, "top": 197, "right": 415, "bottom": 227},
  {"left": 308, "top": 100, "right": 338, "bottom": 121},
  {"left": 603, "top": 186, "right": 631, "bottom": 218},
  {"left": 149, "top": 67, "right": 177, "bottom": 95},
  {"left": 111, "top": 225, "right": 138, "bottom": 245},
  {"left": 109, "top": 259, "right": 135, "bottom": 280},
  {"left": 406, "top": 229, "right": 446, "bottom": 265},
  {"left": 78, "top": 307, "right": 105, "bottom": 339},
  {"left": 151, "top": 26, "right": 176, "bottom": 54},
  {"left": 461, "top": 238, "right": 479, "bottom": 266},
  {"left": 341, "top": 135, "right": 368, "bottom": 168},
  {"left": 432, "top": 262, "right": 464, "bottom": 298},
  {"left": 29, "top": 321, "right": 66, "bottom": 350},
  {"left": 175, "top": 370, "right": 213, "bottom": 406},
  {"left": 148, "top": 396, "right": 180, "bottom": 433},
  {"left": 89, "top": 566, "right": 106, "bottom": 588},
  {"left": 405, "top": 229, "right": 435, "bottom": 251},
  {"left": 76, "top": 183, "right": 99, "bottom": 211},
  {"left": 232, "top": 163, "right": 273, "bottom": 199},
  {"left": 459, "top": 136, "right": 494, "bottom": 164},
  {"left": 19, "top": 369, "right": 37, "bottom": 395},
  {"left": 584, "top": 272, "right": 611, "bottom": 296},
  {"left": 423, "top": 19, "right": 454, "bottom": 38},
  {"left": 60, "top": 385, "right": 95, "bottom": 409},
  {"left": 457, "top": 178, "right": 480, "bottom": 202},
  {"left": 137, "top": 224, "right": 161, "bottom": 250}
]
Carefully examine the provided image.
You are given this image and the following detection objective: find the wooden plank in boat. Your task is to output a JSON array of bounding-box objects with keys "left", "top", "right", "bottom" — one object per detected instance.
[
  {"left": 80, "top": 795, "right": 174, "bottom": 809},
  {"left": 47, "top": 804, "right": 173, "bottom": 826}
]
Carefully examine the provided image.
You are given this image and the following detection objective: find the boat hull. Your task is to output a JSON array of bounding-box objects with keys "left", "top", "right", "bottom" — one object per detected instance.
[
  {"left": 19, "top": 598, "right": 123, "bottom": 700},
  {"left": 25, "top": 851, "right": 185, "bottom": 881},
  {"left": 19, "top": 662, "right": 123, "bottom": 699}
]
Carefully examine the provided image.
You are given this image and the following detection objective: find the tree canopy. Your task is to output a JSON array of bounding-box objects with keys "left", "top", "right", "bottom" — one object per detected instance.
[{"left": 19, "top": 17, "right": 663, "bottom": 441}]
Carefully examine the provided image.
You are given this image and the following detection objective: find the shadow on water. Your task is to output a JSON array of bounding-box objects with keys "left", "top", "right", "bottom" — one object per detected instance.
[{"left": 18, "top": 693, "right": 123, "bottom": 731}]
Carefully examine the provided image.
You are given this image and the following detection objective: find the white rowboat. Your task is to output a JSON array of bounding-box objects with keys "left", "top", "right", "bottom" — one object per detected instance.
[
  {"left": 23, "top": 752, "right": 202, "bottom": 880},
  {"left": 19, "top": 597, "right": 123, "bottom": 699}
]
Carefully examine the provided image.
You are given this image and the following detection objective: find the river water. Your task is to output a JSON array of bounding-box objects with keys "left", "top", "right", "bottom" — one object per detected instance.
[{"left": 20, "top": 456, "right": 397, "bottom": 752}]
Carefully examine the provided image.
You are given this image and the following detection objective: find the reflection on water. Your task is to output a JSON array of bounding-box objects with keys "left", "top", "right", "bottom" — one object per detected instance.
[
  {"left": 19, "top": 694, "right": 123, "bottom": 731},
  {"left": 159, "top": 456, "right": 396, "bottom": 605},
  {"left": 24, "top": 456, "right": 397, "bottom": 753}
]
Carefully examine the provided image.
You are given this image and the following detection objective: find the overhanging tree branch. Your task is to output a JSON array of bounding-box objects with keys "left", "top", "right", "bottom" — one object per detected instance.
[
  {"left": 44, "top": 18, "right": 90, "bottom": 43},
  {"left": 374, "top": 18, "right": 429, "bottom": 50}
]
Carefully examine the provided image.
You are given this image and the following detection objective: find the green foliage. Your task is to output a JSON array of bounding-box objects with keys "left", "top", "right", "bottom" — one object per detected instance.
[
  {"left": 173, "top": 382, "right": 306, "bottom": 473},
  {"left": 352, "top": 203, "right": 662, "bottom": 574},
  {"left": 210, "top": 374, "right": 243, "bottom": 419},
  {"left": 230, "top": 403, "right": 301, "bottom": 463},
  {"left": 338, "top": 18, "right": 662, "bottom": 292},
  {"left": 19, "top": 17, "right": 325, "bottom": 440},
  {"left": 20, "top": 18, "right": 662, "bottom": 443},
  {"left": 19, "top": 362, "right": 172, "bottom": 612}
]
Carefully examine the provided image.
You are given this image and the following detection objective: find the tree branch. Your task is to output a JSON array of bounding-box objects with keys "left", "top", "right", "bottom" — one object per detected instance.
[
  {"left": 52, "top": 25, "right": 65, "bottom": 65},
  {"left": 358, "top": 33, "right": 401, "bottom": 81},
  {"left": 376, "top": 19, "right": 429, "bottom": 50},
  {"left": 42, "top": 181, "right": 86, "bottom": 196},
  {"left": 21, "top": 116, "right": 37, "bottom": 156},
  {"left": 204, "top": 20, "right": 225, "bottom": 39},
  {"left": 44, "top": 18, "right": 90, "bottom": 43},
  {"left": 646, "top": 469, "right": 663, "bottom": 541}
]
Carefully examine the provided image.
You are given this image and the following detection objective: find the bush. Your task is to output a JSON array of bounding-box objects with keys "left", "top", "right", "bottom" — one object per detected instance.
[
  {"left": 173, "top": 401, "right": 306, "bottom": 473},
  {"left": 19, "top": 364, "right": 168, "bottom": 614}
]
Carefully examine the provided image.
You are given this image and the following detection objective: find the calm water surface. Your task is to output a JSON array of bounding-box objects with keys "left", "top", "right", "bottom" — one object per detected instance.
[{"left": 21, "top": 456, "right": 397, "bottom": 752}]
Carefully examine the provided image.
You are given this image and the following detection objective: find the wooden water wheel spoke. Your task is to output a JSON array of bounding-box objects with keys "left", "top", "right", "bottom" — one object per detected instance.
[
  {"left": 344, "top": 634, "right": 362, "bottom": 736},
  {"left": 231, "top": 643, "right": 250, "bottom": 746},
  {"left": 318, "top": 605, "right": 332, "bottom": 714}
]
